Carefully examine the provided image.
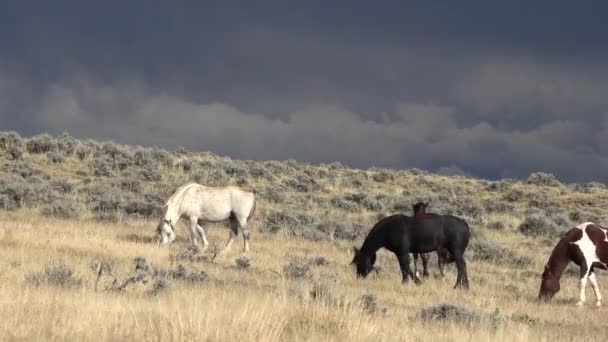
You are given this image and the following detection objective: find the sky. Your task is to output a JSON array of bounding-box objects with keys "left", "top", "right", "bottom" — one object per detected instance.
[{"left": 2, "top": 1, "right": 608, "bottom": 183}]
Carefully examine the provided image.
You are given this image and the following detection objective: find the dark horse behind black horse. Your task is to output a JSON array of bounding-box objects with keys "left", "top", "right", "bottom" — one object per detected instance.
[
  {"left": 411, "top": 201, "right": 453, "bottom": 279},
  {"left": 351, "top": 213, "right": 470, "bottom": 289}
]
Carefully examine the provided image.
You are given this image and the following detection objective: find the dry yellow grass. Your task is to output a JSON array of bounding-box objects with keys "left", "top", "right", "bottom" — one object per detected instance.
[{"left": 0, "top": 209, "right": 606, "bottom": 342}]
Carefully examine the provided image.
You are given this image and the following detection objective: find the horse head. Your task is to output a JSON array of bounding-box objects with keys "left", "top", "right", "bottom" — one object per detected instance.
[
  {"left": 157, "top": 219, "right": 176, "bottom": 245},
  {"left": 412, "top": 201, "right": 430, "bottom": 216},
  {"left": 351, "top": 246, "right": 376, "bottom": 278},
  {"left": 538, "top": 264, "right": 560, "bottom": 302}
]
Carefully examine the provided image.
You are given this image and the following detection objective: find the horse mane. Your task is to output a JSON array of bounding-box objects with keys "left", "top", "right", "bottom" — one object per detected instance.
[
  {"left": 359, "top": 214, "right": 408, "bottom": 254},
  {"left": 165, "top": 182, "right": 199, "bottom": 206},
  {"left": 545, "top": 227, "right": 582, "bottom": 272},
  {"left": 160, "top": 182, "right": 202, "bottom": 222}
]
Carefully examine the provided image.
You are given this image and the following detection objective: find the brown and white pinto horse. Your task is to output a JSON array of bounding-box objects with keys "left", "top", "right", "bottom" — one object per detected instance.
[{"left": 539, "top": 222, "right": 608, "bottom": 307}]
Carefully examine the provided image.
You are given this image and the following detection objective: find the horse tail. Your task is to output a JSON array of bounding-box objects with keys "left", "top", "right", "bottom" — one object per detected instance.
[{"left": 247, "top": 195, "right": 257, "bottom": 221}]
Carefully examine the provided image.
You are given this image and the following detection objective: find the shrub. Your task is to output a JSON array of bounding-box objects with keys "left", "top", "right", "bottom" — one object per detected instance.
[
  {"left": 140, "top": 164, "right": 162, "bottom": 181},
  {"left": 47, "top": 152, "right": 65, "bottom": 164},
  {"left": 146, "top": 277, "right": 171, "bottom": 296},
  {"left": 151, "top": 148, "right": 174, "bottom": 168},
  {"left": 482, "top": 200, "right": 514, "bottom": 214},
  {"left": 122, "top": 199, "right": 158, "bottom": 217},
  {"left": 311, "top": 256, "right": 330, "bottom": 266},
  {"left": 283, "top": 259, "right": 310, "bottom": 278},
  {"left": 0, "top": 174, "right": 53, "bottom": 208},
  {"left": 360, "top": 292, "right": 386, "bottom": 314},
  {"left": 372, "top": 170, "right": 395, "bottom": 183},
  {"left": 26, "top": 263, "right": 82, "bottom": 288},
  {"left": 487, "top": 221, "right": 505, "bottom": 231},
  {"left": 93, "top": 155, "right": 115, "bottom": 177},
  {"left": 332, "top": 198, "right": 359, "bottom": 212},
  {"left": 155, "top": 264, "right": 209, "bottom": 283},
  {"left": 468, "top": 239, "right": 532, "bottom": 267},
  {"left": 569, "top": 210, "right": 602, "bottom": 224},
  {"left": 518, "top": 214, "right": 562, "bottom": 237},
  {"left": 484, "top": 181, "right": 511, "bottom": 192},
  {"left": 527, "top": 172, "right": 561, "bottom": 187},
  {"left": 283, "top": 174, "right": 320, "bottom": 192},
  {"left": 249, "top": 165, "right": 273, "bottom": 180},
  {"left": 10, "top": 162, "right": 36, "bottom": 179},
  {"left": 510, "top": 312, "right": 539, "bottom": 325},
  {"left": 40, "top": 197, "right": 81, "bottom": 218},
  {"left": 332, "top": 222, "right": 367, "bottom": 241},
  {"left": 5, "top": 143, "right": 24, "bottom": 160},
  {"left": 56, "top": 133, "right": 79, "bottom": 156},
  {"left": 235, "top": 256, "right": 252, "bottom": 270},
  {"left": 169, "top": 245, "right": 213, "bottom": 263},
  {"left": 263, "top": 211, "right": 317, "bottom": 237},
  {"left": 75, "top": 145, "right": 93, "bottom": 160},
  {"left": 417, "top": 303, "right": 480, "bottom": 322},
  {"left": 0, "top": 193, "right": 17, "bottom": 210},
  {"left": 26, "top": 134, "right": 57, "bottom": 154},
  {"left": 0, "top": 131, "right": 23, "bottom": 150},
  {"left": 120, "top": 176, "right": 144, "bottom": 193},
  {"left": 260, "top": 187, "right": 287, "bottom": 203},
  {"left": 503, "top": 189, "right": 524, "bottom": 202},
  {"left": 223, "top": 163, "right": 249, "bottom": 178}
]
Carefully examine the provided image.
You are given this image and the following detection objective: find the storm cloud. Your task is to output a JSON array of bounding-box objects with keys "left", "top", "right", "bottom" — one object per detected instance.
[{"left": 1, "top": 2, "right": 608, "bottom": 182}]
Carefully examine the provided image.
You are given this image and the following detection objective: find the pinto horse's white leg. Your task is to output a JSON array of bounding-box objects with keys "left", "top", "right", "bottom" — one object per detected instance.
[
  {"left": 588, "top": 272, "right": 602, "bottom": 307},
  {"left": 576, "top": 273, "right": 589, "bottom": 307},
  {"left": 196, "top": 224, "right": 209, "bottom": 251}
]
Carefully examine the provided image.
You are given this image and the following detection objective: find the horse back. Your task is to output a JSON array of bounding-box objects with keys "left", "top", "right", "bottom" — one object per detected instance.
[{"left": 408, "top": 215, "right": 470, "bottom": 252}]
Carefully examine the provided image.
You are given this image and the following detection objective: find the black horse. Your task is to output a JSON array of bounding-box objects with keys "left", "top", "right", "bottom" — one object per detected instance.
[
  {"left": 411, "top": 202, "right": 452, "bottom": 279},
  {"left": 351, "top": 213, "right": 470, "bottom": 289}
]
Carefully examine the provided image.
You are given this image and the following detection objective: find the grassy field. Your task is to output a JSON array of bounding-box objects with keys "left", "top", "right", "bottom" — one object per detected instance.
[
  {"left": 1, "top": 132, "right": 608, "bottom": 341},
  {"left": 0, "top": 209, "right": 606, "bottom": 341}
]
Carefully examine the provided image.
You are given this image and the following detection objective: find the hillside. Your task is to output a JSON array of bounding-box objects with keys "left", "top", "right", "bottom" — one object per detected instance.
[{"left": 1, "top": 131, "right": 607, "bottom": 341}]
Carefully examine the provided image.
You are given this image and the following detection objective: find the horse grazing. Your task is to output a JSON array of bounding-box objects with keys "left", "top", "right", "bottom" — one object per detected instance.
[
  {"left": 538, "top": 222, "right": 608, "bottom": 307},
  {"left": 351, "top": 213, "right": 470, "bottom": 289},
  {"left": 156, "top": 183, "right": 256, "bottom": 256}
]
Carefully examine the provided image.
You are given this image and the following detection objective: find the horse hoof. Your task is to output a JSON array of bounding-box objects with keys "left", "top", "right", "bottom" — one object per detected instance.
[
  {"left": 595, "top": 301, "right": 602, "bottom": 307},
  {"left": 575, "top": 301, "right": 584, "bottom": 307}
]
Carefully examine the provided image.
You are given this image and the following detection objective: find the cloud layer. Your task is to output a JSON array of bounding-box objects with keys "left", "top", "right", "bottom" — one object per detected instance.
[{"left": 2, "top": 69, "right": 607, "bottom": 183}]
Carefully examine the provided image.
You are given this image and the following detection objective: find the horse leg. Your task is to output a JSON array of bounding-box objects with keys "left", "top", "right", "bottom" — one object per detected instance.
[
  {"left": 196, "top": 224, "right": 209, "bottom": 252},
  {"left": 420, "top": 253, "right": 430, "bottom": 278},
  {"left": 218, "top": 217, "right": 239, "bottom": 255},
  {"left": 412, "top": 253, "right": 420, "bottom": 279},
  {"left": 453, "top": 253, "right": 469, "bottom": 290},
  {"left": 397, "top": 253, "right": 419, "bottom": 285},
  {"left": 187, "top": 217, "right": 199, "bottom": 247},
  {"left": 588, "top": 269, "right": 602, "bottom": 307},
  {"left": 576, "top": 263, "right": 590, "bottom": 307},
  {"left": 437, "top": 249, "right": 445, "bottom": 278},
  {"left": 238, "top": 217, "right": 251, "bottom": 253}
]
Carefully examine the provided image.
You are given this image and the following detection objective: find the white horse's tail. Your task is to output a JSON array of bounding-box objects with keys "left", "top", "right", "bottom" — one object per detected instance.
[{"left": 247, "top": 196, "right": 257, "bottom": 221}]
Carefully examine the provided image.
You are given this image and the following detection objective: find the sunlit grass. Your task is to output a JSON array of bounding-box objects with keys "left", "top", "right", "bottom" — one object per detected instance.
[{"left": 0, "top": 210, "right": 606, "bottom": 341}]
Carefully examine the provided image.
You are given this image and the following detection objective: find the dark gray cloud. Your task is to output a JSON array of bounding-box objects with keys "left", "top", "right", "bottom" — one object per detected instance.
[{"left": 1, "top": 2, "right": 608, "bottom": 182}]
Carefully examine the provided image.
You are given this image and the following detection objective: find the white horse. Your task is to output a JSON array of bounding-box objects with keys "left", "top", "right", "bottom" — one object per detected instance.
[{"left": 156, "top": 183, "right": 256, "bottom": 255}]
